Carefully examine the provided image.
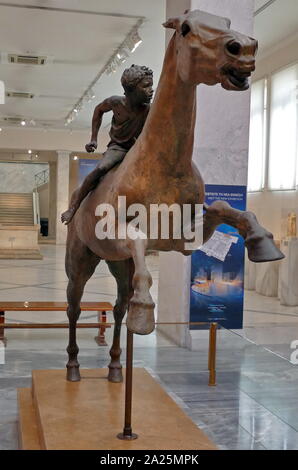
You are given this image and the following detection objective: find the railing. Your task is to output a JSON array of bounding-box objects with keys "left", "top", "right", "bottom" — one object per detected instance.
[
  {"left": 34, "top": 168, "right": 49, "bottom": 188},
  {"left": 32, "top": 191, "right": 39, "bottom": 225}
]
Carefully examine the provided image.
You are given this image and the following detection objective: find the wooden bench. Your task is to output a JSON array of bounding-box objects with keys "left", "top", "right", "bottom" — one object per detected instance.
[
  {"left": 0, "top": 303, "right": 218, "bottom": 387},
  {"left": 0, "top": 301, "right": 113, "bottom": 347}
]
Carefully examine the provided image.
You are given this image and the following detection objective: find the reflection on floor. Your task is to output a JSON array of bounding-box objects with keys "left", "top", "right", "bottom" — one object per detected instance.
[{"left": 0, "top": 246, "right": 298, "bottom": 450}]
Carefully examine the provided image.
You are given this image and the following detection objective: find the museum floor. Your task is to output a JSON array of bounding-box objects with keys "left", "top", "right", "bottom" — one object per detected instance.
[{"left": 1, "top": 246, "right": 298, "bottom": 450}]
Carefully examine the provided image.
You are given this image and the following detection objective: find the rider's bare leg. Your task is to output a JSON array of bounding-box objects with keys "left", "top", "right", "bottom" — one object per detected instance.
[{"left": 61, "top": 147, "right": 127, "bottom": 225}]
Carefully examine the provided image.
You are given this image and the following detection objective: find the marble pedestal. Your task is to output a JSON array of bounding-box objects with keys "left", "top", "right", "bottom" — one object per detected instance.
[
  {"left": 18, "top": 368, "right": 216, "bottom": 450},
  {"left": 255, "top": 260, "right": 281, "bottom": 298},
  {"left": 0, "top": 225, "right": 42, "bottom": 259},
  {"left": 279, "top": 238, "right": 298, "bottom": 306},
  {"left": 244, "top": 252, "right": 256, "bottom": 291}
]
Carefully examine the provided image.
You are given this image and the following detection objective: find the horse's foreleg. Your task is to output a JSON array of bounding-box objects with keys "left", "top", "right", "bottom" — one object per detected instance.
[
  {"left": 106, "top": 258, "right": 134, "bottom": 382},
  {"left": 204, "top": 201, "right": 284, "bottom": 263},
  {"left": 126, "top": 238, "right": 155, "bottom": 335}
]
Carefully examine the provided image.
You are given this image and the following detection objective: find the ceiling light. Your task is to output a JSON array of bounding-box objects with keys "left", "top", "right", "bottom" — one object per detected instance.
[
  {"left": 64, "top": 18, "right": 144, "bottom": 124},
  {"left": 28, "top": 149, "right": 32, "bottom": 154},
  {"left": 0, "top": 128, "right": 2, "bottom": 132},
  {"left": 130, "top": 30, "right": 143, "bottom": 53},
  {"left": 73, "top": 155, "right": 78, "bottom": 160},
  {"left": 86, "top": 89, "right": 96, "bottom": 100},
  {"left": 131, "top": 40, "right": 142, "bottom": 53},
  {"left": 116, "top": 52, "right": 127, "bottom": 63},
  {"left": 21, "top": 120, "right": 26, "bottom": 126},
  {"left": 35, "top": 154, "right": 38, "bottom": 158}
]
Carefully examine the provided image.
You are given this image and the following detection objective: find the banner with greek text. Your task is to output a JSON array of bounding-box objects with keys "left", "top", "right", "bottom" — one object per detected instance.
[{"left": 190, "top": 184, "right": 246, "bottom": 329}]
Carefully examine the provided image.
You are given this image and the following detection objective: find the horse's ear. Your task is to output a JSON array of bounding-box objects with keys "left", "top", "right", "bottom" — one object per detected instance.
[
  {"left": 224, "top": 17, "right": 231, "bottom": 29},
  {"left": 163, "top": 17, "right": 181, "bottom": 31}
]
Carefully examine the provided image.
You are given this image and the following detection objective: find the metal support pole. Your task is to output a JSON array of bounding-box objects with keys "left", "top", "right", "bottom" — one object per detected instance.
[
  {"left": 208, "top": 322, "right": 217, "bottom": 386},
  {"left": 0, "top": 311, "right": 7, "bottom": 347},
  {"left": 117, "top": 328, "right": 138, "bottom": 440}
]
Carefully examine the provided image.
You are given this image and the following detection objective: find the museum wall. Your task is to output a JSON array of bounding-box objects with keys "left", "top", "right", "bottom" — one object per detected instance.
[
  {"left": 247, "top": 32, "right": 298, "bottom": 241},
  {"left": 192, "top": 0, "right": 254, "bottom": 186},
  {"left": 0, "top": 162, "right": 48, "bottom": 193},
  {"left": 0, "top": 127, "right": 92, "bottom": 152},
  {"left": 157, "top": 0, "right": 255, "bottom": 345}
]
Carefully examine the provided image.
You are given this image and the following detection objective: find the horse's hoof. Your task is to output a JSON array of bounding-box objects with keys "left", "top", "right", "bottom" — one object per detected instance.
[
  {"left": 127, "top": 299, "right": 155, "bottom": 335},
  {"left": 108, "top": 366, "right": 123, "bottom": 383},
  {"left": 246, "top": 235, "right": 285, "bottom": 263},
  {"left": 66, "top": 366, "right": 81, "bottom": 382}
]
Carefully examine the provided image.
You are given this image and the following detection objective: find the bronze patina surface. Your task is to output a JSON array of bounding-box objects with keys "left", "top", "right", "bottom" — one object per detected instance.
[{"left": 64, "top": 10, "right": 284, "bottom": 383}]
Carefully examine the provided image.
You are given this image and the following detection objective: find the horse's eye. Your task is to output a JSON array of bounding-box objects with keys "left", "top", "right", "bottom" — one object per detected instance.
[
  {"left": 226, "top": 41, "right": 242, "bottom": 56},
  {"left": 181, "top": 22, "right": 191, "bottom": 37}
]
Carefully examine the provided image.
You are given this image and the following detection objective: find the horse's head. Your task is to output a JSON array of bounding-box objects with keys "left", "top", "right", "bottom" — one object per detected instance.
[{"left": 163, "top": 9, "right": 258, "bottom": 91}]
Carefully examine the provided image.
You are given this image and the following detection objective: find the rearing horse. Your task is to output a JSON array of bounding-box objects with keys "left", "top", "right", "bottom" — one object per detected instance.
[{"left": 65, "top": 10, "right": 283, "bottom": 383}]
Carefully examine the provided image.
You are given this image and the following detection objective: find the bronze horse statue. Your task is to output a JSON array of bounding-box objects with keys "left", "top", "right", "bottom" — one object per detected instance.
[{"left": 65, "top": 10, "right": 284, "bottom": 382}]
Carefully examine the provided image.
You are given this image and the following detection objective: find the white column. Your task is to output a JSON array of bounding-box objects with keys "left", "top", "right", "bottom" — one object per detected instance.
[
  {"left": 56, "top": 150, "right": 70, "bottom": 245},
  {"left": 192, "top": 0, "right": 254, "bottom": 186},
  {"left": 158, "top": 0, "right": 255, "bottom": 347},
  {"left": 156, "top": 0, "right": 192, "bottom": 347}
]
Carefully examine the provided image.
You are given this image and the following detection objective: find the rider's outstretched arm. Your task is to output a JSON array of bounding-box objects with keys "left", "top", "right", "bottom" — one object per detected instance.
[
  {"left": 86, "top": 97, "right": 115, "bottom": 152},
  {"left": 61, "top": 97, "right": 118, "bottom": 224}
]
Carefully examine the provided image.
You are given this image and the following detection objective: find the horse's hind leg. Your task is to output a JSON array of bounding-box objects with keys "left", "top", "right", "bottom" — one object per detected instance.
[
  {"left": 106, "top": 258, "right": 134, "bottom": 383},
  {"left": 65, "top": 236, "right": 100, "bottom": 382}
]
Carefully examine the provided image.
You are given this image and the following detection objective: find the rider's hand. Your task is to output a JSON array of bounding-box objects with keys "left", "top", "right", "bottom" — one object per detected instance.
[{"left": 85, "top": 141, "right": 97, "bottom": 153}]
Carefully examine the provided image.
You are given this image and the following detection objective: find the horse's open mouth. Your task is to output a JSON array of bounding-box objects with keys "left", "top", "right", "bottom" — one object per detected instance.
[{"left": 222, "top": 67, "right": 251, "bottom": 90}]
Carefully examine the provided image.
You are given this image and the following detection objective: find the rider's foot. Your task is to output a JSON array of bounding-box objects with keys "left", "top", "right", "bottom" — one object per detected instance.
[{"left": 61, "top": 206, "right": 77, "bottom": 225}]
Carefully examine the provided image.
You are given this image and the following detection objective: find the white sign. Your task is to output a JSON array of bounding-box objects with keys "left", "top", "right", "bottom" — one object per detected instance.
[
  {"left": 200, "top": 230, "right": 238, "bottom": 262},
  {"left": 0, "top": 80, "right": 5, "bottom": 104}
]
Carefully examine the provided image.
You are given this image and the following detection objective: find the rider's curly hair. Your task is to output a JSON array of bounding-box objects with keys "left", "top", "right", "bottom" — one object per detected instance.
[{"left": 121, "top": 64, "right": 153, "bottom": 94}]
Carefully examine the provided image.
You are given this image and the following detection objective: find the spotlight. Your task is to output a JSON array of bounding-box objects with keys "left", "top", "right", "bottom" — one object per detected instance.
[
  {"left": 131, "top": 39, "right": 142, "bottom": 53},
  {"left": 73, "top": 155, "right": 78, "bottom": 161},
  {"left": 21, "top": 120, "right": 26, "bottom": 126},
  {"left": 130, "top": 31, "right": 142, "bottom": 53},
  {"left": 28, "top": 149, "right": 32, "bottom": 154},
  {"left": 116, "top": 52, "right": 127, "bottom": 63}
]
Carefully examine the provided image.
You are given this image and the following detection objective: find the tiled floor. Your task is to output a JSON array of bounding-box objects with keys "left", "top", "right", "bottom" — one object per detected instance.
[{"left": 0, "top": 246, "right": 298, "bottom": 450}]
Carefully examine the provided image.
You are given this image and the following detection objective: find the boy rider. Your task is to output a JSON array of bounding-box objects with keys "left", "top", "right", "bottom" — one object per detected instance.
[{"left": 61, "top": 64, "right": 153, "bottom": 225}]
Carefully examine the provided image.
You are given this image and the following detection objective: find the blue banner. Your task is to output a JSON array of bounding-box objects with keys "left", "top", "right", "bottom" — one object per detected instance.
[
  {"left": 190, "top": 184, "right": 247, "bottom": 330},
  {"left": 78, "top": 159, "right": 98, "bottom": 185}
]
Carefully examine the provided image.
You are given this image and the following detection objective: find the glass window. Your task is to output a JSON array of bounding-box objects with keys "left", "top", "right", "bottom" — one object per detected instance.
[
  {"left": 248, "top": 79, "right": 267, "bottom": 192},
  {"left": 268, "top": 64, "right": 298, "bottom": 190}
]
